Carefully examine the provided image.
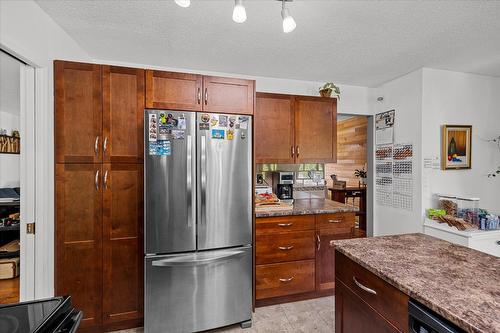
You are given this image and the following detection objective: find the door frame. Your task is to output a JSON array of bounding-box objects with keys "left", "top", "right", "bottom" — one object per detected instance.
[{"left": 2, "top": 44, "right": 53, "bottom": 301}]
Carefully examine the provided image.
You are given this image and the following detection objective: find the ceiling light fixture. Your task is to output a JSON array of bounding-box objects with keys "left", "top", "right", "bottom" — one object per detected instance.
[
  {"left": 281, "top": 0, "right": 296, "bottom": 33},
  {"left": 175, "top": 0, "right": 190, "bottom": 8},
  {"left": 232, "top": 0, "right": 247, "bottom": 23}
]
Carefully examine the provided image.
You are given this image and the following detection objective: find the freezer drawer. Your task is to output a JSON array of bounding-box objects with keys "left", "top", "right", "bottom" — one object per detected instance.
[{"left": 145, "top": 246, "right": 252, "bottom": 333}]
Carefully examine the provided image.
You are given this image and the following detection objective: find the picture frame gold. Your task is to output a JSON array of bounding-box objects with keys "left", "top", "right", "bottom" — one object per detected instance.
[{"left": 441, "top": 125, "right": 472, "bottom": 170}]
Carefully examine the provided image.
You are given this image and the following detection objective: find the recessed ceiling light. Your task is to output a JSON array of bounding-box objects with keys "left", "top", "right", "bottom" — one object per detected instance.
[
  {"left": 233, "top": 0, "right": 247, "bottom": 23},
  {"left": 175, "top": 0, "right": 190, "bottom": 8}
]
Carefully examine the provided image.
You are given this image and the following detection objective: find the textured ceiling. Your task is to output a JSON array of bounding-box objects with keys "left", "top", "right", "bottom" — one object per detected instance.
[{"left": 35, "top": 0, "right": 500, "bottom": 87}]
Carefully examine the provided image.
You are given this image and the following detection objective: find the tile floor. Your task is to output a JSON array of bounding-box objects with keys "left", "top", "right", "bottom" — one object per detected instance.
[{"left": 114, "top": 296, "right": 335, "bottom": 333}]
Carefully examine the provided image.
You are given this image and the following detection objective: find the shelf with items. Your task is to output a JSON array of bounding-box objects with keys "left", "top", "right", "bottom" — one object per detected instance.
[{"left": 0, "top": 134, "right": 20, "bottom": 154}]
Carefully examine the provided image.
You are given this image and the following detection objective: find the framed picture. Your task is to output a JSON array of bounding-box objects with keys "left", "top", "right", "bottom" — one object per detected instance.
[{"left": 442, "top": 125, "right": 472, "bottom": 170}]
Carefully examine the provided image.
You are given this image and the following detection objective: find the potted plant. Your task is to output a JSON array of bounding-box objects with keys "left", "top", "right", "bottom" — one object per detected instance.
[
  {"left": 319, "top": 82, "right": 340, "bottom": 99},
  {"left": 487, "top": 135, "right": 500, "bottom": 178},
  {"left": 354, "top": 168, "right": 367, "bottom": 186}
]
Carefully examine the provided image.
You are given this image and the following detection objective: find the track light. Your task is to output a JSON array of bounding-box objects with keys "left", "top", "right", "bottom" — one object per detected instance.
[
  {"left": 175, "top": 0, "right": 190, "bottom": 8},
  {"left": 233, "top": 0, "right": 247, "bottom": 23},
  {"left": 281, "top": 0, "right": 296, "bottom": 33}
]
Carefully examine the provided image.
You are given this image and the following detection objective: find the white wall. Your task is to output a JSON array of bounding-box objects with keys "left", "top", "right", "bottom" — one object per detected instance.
[
  {"left": 0, "top": 0, "right": 91, "bottom": 299},
  {"left": 421, "top": 68, "right": 500, "bottom": 213},
  {"left": 372, "top": 69, "right": 424, "bottom": 236}
]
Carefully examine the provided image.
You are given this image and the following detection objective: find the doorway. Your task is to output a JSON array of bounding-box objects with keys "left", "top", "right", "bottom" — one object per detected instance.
[
  {"left": 0, "top": 49, "right": 36, "bottom": 303},
  {"left": 325, "top": 114, "right": 369, "bottom": 237}
]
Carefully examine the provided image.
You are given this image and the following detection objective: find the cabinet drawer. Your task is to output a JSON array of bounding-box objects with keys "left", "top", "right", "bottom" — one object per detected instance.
[
  {"left": 256, "top": 215, "right": 315, "bottom": 235},
  {"left": 256, "top": 231, "right": 315, "bottom": 264},
  {"left": 335, "top": 251, "right": 408, "bottom": 332},
  {"left": 316, "top": 213, "right": 355, "bottom": 230},
  {"left": 256, "top": 260, "right": 315, "bottom": 300}
]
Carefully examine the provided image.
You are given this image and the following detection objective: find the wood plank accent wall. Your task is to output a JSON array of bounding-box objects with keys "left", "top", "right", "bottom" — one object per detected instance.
[{"left": 325, "top": 116, "right": 367, "bottom": 187}]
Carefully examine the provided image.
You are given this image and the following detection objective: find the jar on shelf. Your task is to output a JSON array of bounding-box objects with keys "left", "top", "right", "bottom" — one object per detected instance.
[{"left": 437, "top": 194, "right": 458, "bottom": 217}]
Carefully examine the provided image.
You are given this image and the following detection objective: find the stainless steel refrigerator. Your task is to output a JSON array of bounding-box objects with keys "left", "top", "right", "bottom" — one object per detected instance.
[{"left": 144, "top": 110, "right": 253, "bottom": 333}]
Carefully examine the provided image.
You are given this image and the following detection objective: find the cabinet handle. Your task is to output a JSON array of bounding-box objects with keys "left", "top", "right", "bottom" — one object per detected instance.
[
  {"left": 291, "top": 146, "right": 295, "bottom": 158},
  {"left": 197, "top": 88, "right": 201, "bottom": 104},
  {"left": 353, "top": 276, "right": 377, "bottom": 295},
  {"left": 94, "top": 136, "right": 99, "bottom": 155},
  {"left": 204, "top": 88, "right": 208, "bottom": 105},
  {"left": 103, "top": 170, "right": 109, "bottom": 190},
  {"left": 103, "top": 137, "right": 108, "bottom": 154},
  {"left": 95, "top": 170, "right": 100, "bottom": 191},
  {"left": 278, "top": 245, "right": 294, "bottom": 251},
  {"left": 277, "top": 223, "right": 293, "bottom": 227},
  {"left": 316, "top": 234, "right": 321, "bottom": 251},
  {"left": 328, "top": 219, "right": 342, "bottom": 223},
  {"left": 296, "top": 146, "right": 300, "bottom": 158},
  {"left": 279, "top": 277, "right": 294, "bottom": 283}
]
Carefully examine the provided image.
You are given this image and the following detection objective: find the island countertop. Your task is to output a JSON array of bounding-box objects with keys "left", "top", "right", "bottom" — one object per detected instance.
[
  {"left": 255, "top": 198, "right": 358, "bottom": 218},
  {"left": 332, "top": 233, "right": 500, "bottom": 333}
]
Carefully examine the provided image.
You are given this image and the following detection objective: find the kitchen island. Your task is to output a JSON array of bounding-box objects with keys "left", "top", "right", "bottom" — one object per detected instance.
[
  {"left": 254, "top": 199, "right": 359, "bottom": 306},
  {"left": 332, "top": 233, "right": 500, "bottom": 333}
]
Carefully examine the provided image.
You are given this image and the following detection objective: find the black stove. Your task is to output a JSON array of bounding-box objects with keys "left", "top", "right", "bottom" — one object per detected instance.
[{"left": 0, "top": 296, "right": 82, "bottom": 333}]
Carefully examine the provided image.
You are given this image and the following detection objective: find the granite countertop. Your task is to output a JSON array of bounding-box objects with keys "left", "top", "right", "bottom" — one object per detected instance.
[
  {"left": 332, "top": 233, "right": 500, "bottom": 333},
  {"left": 255, "top": 199, "right": 358, "bottom": 218}
]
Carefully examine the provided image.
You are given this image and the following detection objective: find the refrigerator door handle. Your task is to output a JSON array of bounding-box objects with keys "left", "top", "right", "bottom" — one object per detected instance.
[
  {"left": 200, "top": 135, "right": 207, "bottom": 225},
  {"left": 186, "top": 134, "right": 193, "bottom": 228},
  {"left": 151, "top": 250, "right": 246, "bottom": 267}
]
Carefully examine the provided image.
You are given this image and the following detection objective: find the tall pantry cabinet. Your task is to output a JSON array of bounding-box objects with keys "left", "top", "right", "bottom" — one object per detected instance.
[{"left": 55, "top": 61, "right": 144, "bottom": 332}]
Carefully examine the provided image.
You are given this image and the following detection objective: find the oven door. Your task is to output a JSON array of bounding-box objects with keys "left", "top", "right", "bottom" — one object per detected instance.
[{"left": 145, "top": 246, "right": 252, "bottom": 333}]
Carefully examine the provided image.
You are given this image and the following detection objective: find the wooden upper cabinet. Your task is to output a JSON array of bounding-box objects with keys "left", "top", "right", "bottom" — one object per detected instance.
[
  {"left": 102, "top": 66, "right": 145, "bottom": 163},
  {"left": 295, "top": 97, "right": 337, "bottom": 163},
  {"left": 55, "top": 61, "right": 102, "bottom": 164},
  {"left": 255, "top": 93, "right": 295, "bottom": 163},
  {"left": 202, "top": 76, "right": 254, "bottom": 115},
  {"left": 145, "top": 70, "right": 202, "bottom": 111},
  {"left": 55, "top": 163, "right": 103, "bottom": 330},
  {"left": 102, "top": 163, "right": 143, "bottom": 325}
]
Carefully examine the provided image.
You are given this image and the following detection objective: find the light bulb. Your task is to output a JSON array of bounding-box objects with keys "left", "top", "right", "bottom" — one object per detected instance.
[
  {"left": 232, "top": 0, "right": 247, "bottom": 23},
  {"left": 175, "top": 0, "right": 190, "bottom": 8},
  {"left": 281, "top": 8, "right": 296, "bottom": 33}
]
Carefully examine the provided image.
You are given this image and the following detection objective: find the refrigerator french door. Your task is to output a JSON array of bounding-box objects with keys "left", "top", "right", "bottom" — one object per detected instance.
[{"left": 144, "top": 110, "right": 253, "bottom": 333}]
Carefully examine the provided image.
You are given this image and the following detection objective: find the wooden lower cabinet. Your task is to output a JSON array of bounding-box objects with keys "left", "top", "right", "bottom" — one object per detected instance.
[
  {"left": 256, "top": 260, "right": 315, "bottom": 300},
  {"left": 335, "top": 251, "right": 409, "bottom": 333},
  {"left": 255, "top": 212, "right": 355, "bottom": 306},
  {"left": 316, "top": 227, "right": 353, "bottom": 292},
  {"left": 56, "top": 163, "right": 143, "bottom": 332},
  {"left": 335, "top": 280, "right": 401, "bottom": 333}
]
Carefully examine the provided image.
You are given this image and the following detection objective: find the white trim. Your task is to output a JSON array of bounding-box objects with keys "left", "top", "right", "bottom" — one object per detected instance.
[
  {"left": 19, "top": 64, "right": 36, "bottom": 301},
  {"left": 34, "top": 67, "right": 54, "bottom": 299}
]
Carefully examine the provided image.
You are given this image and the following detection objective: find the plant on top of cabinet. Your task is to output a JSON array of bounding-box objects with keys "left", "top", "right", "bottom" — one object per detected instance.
[{"left": 319, "top": 82, "right": 340, "bottom": 99}]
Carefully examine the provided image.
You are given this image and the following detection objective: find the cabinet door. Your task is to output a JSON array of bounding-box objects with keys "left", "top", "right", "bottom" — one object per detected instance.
[
  {"left": 103, "top": 66, "right": 145, "bottom": 163},
  {"left": 295, "top": 97, "right": 337, "bottom": 163},
  {"left": 102, "top": 164, "right": 143, "bottom": 325},
  {"left": 255, "top": 93, "right": 295, "bottom": 163},
  {"left": 316, "top": 227, "right": 352, "bottom": 292},
  {"left": 55, "top": 61, "right": 102, "bottom": 163},
  {"left": 145, "top": 70, "right": 202, "bottom": 111},
  {"left": 202, "top": 76, "right": 254, "bottom": 115},
  {"left": 55, "top": 164, "right": 102, "bottom": 330},
  {"left": 335, "top": 280, "right": 400, "bottom": 333}
]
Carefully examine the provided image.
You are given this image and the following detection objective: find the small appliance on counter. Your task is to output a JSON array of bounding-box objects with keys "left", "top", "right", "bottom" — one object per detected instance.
[
  {"left": 272, "top": 171, "right": 294, "bottom": 203},
  {"left": 0, "top": 296, "right": 82, "bottom": 333}
]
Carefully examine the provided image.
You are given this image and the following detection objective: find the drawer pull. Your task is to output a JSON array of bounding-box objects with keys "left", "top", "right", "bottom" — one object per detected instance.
[
  {"left": 278, "top": 245, "right": 294, "bottom": 251},
  {"left": 328, "top": 219, "right": 342, "bottom": 223},
  {"left": 279, "top": 277, "right": 294, "bottom": 283},
  {"left": 316, "top": 234, "right": 321, "bottom": 251},
  {"left": 353, "top": 276, "right": 377, "bottom": 295},
  {"left": 277, "top": 223, "right": 293, "bottom": 227}
]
